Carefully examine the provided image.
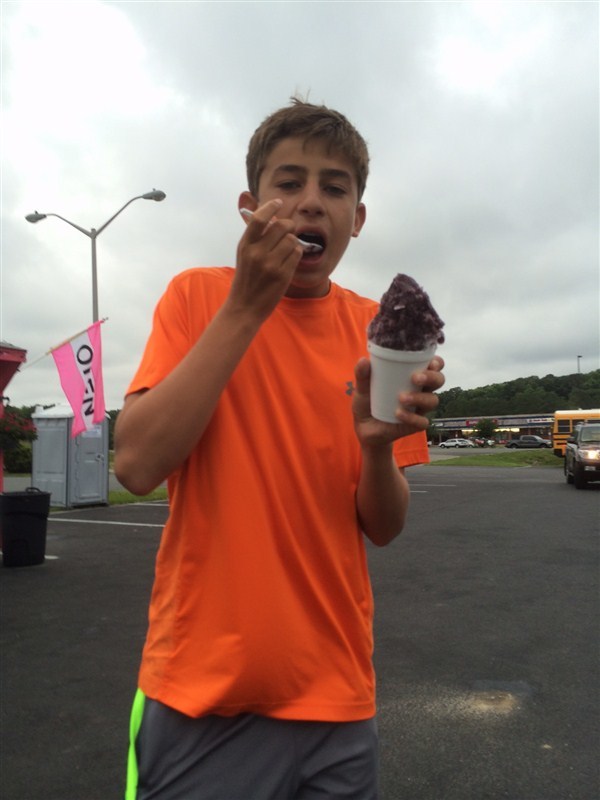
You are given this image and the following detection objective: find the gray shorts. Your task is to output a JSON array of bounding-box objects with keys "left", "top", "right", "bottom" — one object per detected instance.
[{"left": 128, "top": 693, "right": 379, "bottom": 800}]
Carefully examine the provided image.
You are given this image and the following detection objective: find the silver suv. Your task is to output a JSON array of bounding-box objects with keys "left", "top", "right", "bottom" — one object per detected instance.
[{"left": 564, "top": 423, "right": 600, "bottom": 489}]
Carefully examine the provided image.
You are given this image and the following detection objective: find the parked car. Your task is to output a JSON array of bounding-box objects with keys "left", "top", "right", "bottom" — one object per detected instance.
[
  {"left": 474, "top": 438, "right": 496, "bottom": 447},
  {"left": 439, "top": 438, "right": 474, "bottom": 448},
  {"left": 505, "top": 435, "right": 552, "bottom": 449},
  {"left": 564, "top": 423, "right": 600, "bottom": 489}
]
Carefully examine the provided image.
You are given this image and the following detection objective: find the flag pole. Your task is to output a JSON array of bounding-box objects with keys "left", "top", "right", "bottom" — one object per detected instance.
[
  {"left": 47, "top": 318, "right": 108, "bottom": 354},
  {"left": 18, "top": 318, "right": 108, "bottom": 370}
]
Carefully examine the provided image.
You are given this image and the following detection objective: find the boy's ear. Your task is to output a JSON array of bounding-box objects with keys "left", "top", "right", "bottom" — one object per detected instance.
[
  {"left": 352, "top": 203, "right": 367, "bottom": 238},
  {"left": 238, "top": 191, "right": 258, "bottom": 215}
]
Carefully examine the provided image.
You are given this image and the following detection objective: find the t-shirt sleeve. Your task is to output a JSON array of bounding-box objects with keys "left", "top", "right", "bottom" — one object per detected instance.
[
  {"left": 126, "top": 276, "right": 194, "bottom": 397},
  {"left": 393, "top": 430, "right": 430, "bottom": 467}
]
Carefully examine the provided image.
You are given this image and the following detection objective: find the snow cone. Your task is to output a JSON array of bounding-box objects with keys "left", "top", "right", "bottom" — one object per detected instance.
[{"left": 367, "top": 274, "right": 445, "bottom": 423}]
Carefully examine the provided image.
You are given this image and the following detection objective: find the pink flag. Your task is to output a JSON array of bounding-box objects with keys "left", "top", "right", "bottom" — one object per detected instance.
[{"left": 51, "top": 321, "right": 106, "bottom": 437}]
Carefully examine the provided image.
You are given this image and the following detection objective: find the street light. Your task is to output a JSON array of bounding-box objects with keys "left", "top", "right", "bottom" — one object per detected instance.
[
  {"left": 577, "top": 355, "right": 582, "bottom": 374},
  {"left": 25, "top": 189, "right": 166, "bottom": 322}
]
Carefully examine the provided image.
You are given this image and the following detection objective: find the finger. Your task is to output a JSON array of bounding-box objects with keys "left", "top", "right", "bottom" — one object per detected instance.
[
  {"left": 354, "top": 357, "right": 371, "bottom": 395},
  {"left": 352, "top": 358, "right": 374, "bottom": 421},
  {"left": 410, "top": 366, "right": 445, "bottom": 392},
  {"left": 397, "top": 389, "right": 439, "bottom": 416},
  {"left": 394, "top": 405, "right": 432, "bottom": 430},
  {"left": 278, "top": 238, "right": 304, "bottom": 274},
  {"left": 244, "top": 209, "right": 300, "bottom": 256},
  {"left": 241, "top": 198, "right": 282, "bottom": 225},
  {"left": 239, "top": 200, "right": 284, "bottom": 241}
]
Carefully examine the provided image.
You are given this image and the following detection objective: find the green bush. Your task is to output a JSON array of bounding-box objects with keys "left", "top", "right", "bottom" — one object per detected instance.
[{"left": 3, "top": 443, "right": 32, "bottom": 474}]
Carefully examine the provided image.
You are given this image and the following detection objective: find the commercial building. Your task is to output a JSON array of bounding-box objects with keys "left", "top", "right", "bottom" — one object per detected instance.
[{"left": 430, "top": 413, "right": 554, "bottom": 443}]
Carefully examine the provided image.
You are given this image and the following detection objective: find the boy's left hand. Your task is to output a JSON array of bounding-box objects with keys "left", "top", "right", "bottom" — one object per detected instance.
[{"left": 352, "top": 355, "right": 445, "bottom": 446}]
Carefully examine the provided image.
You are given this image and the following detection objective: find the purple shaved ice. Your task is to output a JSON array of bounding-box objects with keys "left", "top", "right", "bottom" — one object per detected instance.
[{"left": 367, "top": 274, "right": 445, "bottom": 350}]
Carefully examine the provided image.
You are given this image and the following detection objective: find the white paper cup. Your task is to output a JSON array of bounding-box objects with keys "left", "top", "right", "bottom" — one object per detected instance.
[{"left": 367, "top": 340, "right": 436, "bottom": 423}]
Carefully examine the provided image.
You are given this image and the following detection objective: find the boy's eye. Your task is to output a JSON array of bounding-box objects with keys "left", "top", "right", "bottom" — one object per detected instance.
[
  {"left": 277, "top": 181, "right": 301, "bottom": 191},
  {"left": 325, "top": 184, "right": 347, "bottom": 196}
]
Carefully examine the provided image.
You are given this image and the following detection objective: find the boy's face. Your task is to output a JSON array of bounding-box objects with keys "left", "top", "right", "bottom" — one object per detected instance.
[{"left": 240, "top": 137, "right": 366, "bottom": 299}]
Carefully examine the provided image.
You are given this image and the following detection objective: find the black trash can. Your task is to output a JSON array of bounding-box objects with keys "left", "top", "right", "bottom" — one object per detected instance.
[{"left": 0, "top": 488, "right": 51, "bottom": 568}]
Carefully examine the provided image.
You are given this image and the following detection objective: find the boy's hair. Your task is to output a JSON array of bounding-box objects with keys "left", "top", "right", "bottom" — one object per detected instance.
[{"left": 246, "top": 98, "right": 370, "bottom": 201}]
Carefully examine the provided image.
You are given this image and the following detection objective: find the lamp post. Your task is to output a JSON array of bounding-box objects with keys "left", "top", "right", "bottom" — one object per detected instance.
[
  {"left": 577, "top": 355, "right": 582, "bottom": 374},
  {"left": 26, "top": 189, "right": 166, "bottom": 322}
]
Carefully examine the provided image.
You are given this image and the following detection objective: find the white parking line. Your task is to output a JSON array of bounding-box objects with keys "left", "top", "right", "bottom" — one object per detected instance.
[
  {"left": 49, "top": 518, "right": 164, "bottom": 528},
  {"left": 410, "top": 483, "right": 457, "bottom": 487}
]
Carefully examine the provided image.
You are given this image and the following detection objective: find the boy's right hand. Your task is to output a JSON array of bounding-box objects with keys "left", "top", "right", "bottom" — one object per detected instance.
[{"left": 232, "top": 199, "right": 303, "bottom": 320}]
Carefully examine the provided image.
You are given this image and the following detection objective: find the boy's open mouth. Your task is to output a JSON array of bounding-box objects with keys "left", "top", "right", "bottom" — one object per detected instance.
[{"left": 296, "top": 232, "right": 325, "bottom": 255}]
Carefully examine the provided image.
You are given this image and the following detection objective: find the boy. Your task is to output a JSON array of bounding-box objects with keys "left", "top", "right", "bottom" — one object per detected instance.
[{"left": 115, "top": 98, "right": 444, "bottom": 800}]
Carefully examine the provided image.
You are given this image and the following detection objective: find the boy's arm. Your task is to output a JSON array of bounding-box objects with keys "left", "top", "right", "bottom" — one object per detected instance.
[
  {"left": 114, "top": 200, "right": 302, "bottom": 495},
  {"left": 353, "top": 356, "right": 444, "bottom": 546},
  {"left": 114, "top": 303, "right": 263, "bottom": 495}
]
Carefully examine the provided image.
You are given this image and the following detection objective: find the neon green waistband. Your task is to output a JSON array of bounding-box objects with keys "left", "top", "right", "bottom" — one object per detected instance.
[{"left": 125, "top": 688, "right": 146, "bottom": 800}]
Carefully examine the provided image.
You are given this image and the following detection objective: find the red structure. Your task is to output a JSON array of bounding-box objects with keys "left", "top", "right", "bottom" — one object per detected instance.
[{"left": 0, "top": 341, "right": 28, "bottom": 493}]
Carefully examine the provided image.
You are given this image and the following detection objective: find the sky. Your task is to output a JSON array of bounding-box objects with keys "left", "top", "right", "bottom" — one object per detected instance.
[{"left": 1, "top": 0, "right": 598, "bottom": 410}]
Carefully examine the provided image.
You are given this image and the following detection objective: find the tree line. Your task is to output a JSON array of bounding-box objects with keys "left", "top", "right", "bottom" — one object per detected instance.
[{"left": 432, "top": 369, "right": 600, "bottom": 419}]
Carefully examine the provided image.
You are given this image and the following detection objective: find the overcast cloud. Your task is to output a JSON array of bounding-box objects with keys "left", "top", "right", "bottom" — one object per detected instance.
[{"left": 1, "top": 0, "right": 598, "bottom": 410}]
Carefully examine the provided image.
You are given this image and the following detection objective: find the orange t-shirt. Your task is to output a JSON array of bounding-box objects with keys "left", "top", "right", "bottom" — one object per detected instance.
[{"left": 128, "top": 267, "right": 428, "bottom": 721}]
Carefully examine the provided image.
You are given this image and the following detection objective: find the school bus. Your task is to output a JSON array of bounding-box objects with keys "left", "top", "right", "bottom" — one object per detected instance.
[{"left": 552, "top": 409, "right": 600, "bottom": 456}]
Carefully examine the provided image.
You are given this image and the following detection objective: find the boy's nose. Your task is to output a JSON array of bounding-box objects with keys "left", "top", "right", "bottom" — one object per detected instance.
[{"left": 297, "top": 182, "right": 325, "bottom": 216}]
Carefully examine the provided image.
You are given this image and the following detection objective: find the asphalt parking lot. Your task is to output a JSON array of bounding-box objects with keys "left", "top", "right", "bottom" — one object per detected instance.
[{"left": 1, "top": 463, "right": 598, "bottom": 800}]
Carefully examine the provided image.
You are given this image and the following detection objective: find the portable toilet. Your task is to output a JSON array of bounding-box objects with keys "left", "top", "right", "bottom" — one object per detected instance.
[{"left": 32, "top": 404, "right": 109, "bottom": 508}]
